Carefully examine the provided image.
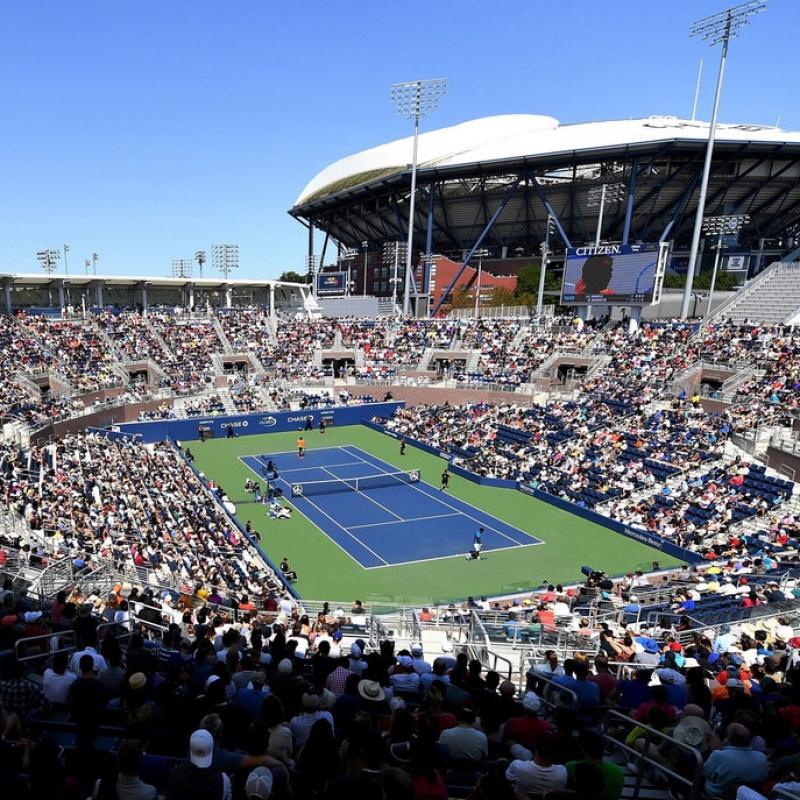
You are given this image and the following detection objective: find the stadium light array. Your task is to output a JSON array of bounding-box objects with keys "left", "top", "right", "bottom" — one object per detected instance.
[
  {"left": 305, "top": 254, "right": 319, "bottom": 293},
  {"left": 92, "top": 253, "right": 99, "bottom": 275},
  {"left": 382, "top": 241, "right": 408, "bottom": 310},
  {"left": 472, "top": 249, "right": 489, "bottom": 317},
  {"left": 680, "top": 0, "right": 766, "bottom": 319},
  {"left": 194, "top": 250, "right": 206, "bottom": 279},
  {"left": 62, "top": 243, "right": 70, "bottom": 275},
  {"left": 36, "top": 249, "right": 60, "bottom": 274},
  {"left": 702, "top": 213, "right": 749, "bottom": 320},
  {"left": 171, "top": 258, "right": 192, "bottom": 279},
  {"left": 211, "top": 244, "right": 239, "bottom": 280},
  {"left": 586, "top": 183, "right": 626, "bottom": 247},
  {"left": 390, "top": 77, "right": 448, "bottom": 316},
  {"left": 536, "top": 216, "right": 556, "bottom": 320}
]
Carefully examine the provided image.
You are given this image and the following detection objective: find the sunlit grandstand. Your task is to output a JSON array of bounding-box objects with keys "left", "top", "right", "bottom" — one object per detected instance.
[{"left": 4, "top": 3, "right": 800, "bottom": 800}]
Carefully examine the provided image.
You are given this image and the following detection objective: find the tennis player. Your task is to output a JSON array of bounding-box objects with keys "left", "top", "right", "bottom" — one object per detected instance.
[
  {"left": 296, "top": 436, "right": 305, "bottom": 458},
  {"left": 440, "top": 469, "right": 450, "bottom": 491},
  {"left": 400, "top": 436, "right": 406, "bottom": 456}
]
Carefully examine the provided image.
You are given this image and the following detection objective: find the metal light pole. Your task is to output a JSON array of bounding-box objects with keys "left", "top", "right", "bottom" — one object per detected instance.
[
  {"left": 211, "top": 244, "right": 239, "bottom": 280},
  {"left": 63, "top": 244, "right": 70, "bottom": 275},
  {"left": 36, "top": 249, "right": 60, "bottom": 274},
  {"left": 536, "top": 216, "right": 555, "bottom": 319},
  {"left": 702, "top": 213, "right": 749, "bottom": 319},
  {"left": 681, "top": 0, "right": 766, "bottom": 319},
  {"left": 587, "top": 183, "right": 625, "bottom": 247},
  {"left": 305, "top": 254, "right": 319, "bottom": 295},
  {"left": 472, "top": 248, "right": 489, "bottom": 317},
  {"left": 339, "top": 247, "right": 358, "bottom": 297},
  {"left": 390, "top": 78, "right": 447, "bottom": 316},
  {"left": 171, "top": 258, "right": 192, "bottom": 279},
  {"left": 383, "top": 241, "right": 407, "bottom": 310},
  {"left": 194, "top": 250, "right": 206, "bottom": 279},
  {"left": 92, "top": 253, "right": 99, "bottom": 275},
  {"left": 361, "top": 241, "right": 369, "bottom": 296},
  {"left": 84, "top": 259, "right": 91, "bottom": 275}
]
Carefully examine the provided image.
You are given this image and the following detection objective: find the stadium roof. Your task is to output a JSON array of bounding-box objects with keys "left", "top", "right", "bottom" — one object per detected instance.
[
  {"left": 290, "top": 114, "right": 800, "bottom": 260},
  {"left": 295, "top": 114, "right": 800, "bottom": 206}
]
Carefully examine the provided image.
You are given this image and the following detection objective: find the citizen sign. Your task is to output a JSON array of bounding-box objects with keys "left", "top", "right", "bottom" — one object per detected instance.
[
  {"left": 259, "top": 417, "right": 277, "bottom": 427},
  {"left": 573, "top": 245, "right": 622, "bottom": 256}
]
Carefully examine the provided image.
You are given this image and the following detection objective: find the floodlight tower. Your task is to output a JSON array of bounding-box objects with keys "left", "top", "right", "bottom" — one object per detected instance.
[
  {"left": 91, "top": 253, "right": 99, "bottom": 275},
  {"left": 36, "top": 249, "right": 60, "bottom": 274},
  {"left": 702, "top": 214, "right": 749, "bottom": 319},
  {"left": 194, "top": 250, "right": 206, "bottom": 279},
  {"left": 681, "top": 0, "right": 766, "bottom": 319},
  {"left": 171, "top": 258, "right": 192, "bottom": 279},
  {"left": 211, "top": 244, "right": 239, "bottom": 280},
  {"left": 62, "top": 243, "right": 70, "bottom": 275},
  {"left": 472, "top": 249, "right": 489, "bottom": 317},
  {"left": 390, "top": 77, "right": 447, "bottom": 316},
  {"left": 586, "top": 183, "right": 625, "bottom": 247},
  {"left": 536, "top": 217, "right": 556, "bottom": 320},
  {"left": 382, "top": 241, "right": 408, "bottom": 311}
]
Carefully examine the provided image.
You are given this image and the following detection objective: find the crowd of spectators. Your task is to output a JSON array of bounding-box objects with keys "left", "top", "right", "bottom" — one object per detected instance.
[
  {"left": 0, "top": 433, "right": 282, "bottom": 603},
  {"left": 1, "top": 557, "right": 800, "bottom": 798},
  {"left": 19, "top": 315, "right": 123, "bottom": 393},
  {"left": 148, "top": 314, "right": 221, "bottom": 394}
]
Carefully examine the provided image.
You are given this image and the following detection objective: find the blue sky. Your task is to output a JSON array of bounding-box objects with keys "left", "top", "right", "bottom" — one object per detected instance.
[{"left": 0, "top": 1, "right": 796, "bottom": 279}]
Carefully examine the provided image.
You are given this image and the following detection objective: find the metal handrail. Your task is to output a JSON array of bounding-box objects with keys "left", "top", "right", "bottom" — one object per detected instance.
[
  {"left": 14, "top": 630, "right": 77, "bottom": 664},
  {"left": 604, "top": 709, "right": 704, "bottom": 800}
]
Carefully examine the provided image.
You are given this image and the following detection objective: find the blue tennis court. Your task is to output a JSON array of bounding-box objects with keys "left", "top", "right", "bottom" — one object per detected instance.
[{"left": 239, "top": 445, "right": 542, "bottom": 568}]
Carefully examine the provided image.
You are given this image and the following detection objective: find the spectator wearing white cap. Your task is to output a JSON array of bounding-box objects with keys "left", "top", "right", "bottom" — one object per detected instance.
[
  {"left": 439, "top": 641, "right": 457, "bottom": 671},
  {"left": 167, "top": 729, "right": 231, "bottom": 800},
  {"left": 244, "top": 767, "right": 273, "bottom": 800}
]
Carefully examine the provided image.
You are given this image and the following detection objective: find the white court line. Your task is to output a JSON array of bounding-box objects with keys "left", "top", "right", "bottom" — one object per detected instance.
[
  {"left": 364, "top": 541, "right": 540, "bottom": 570},
  {"left": 274, "top": 461, "right": 367, "bottom": 474},
  {"left": 343, "top": 445, "right": 542, "bottom": 548},
  {"left": 348, "top": 512, "right": 460, "bottom": 530},
  {"left": 318, "top": 465, "right": 404, "bottom": 522},
  {"left": 238, "top": 455, "right": 389, "bottom": 568},
  {"left": 247, "top": 445, "right": 356, "bottom": 459}
]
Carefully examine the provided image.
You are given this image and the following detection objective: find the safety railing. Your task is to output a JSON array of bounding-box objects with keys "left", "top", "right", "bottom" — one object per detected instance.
[
  {"left": 468, "top": 611, "right": 513, "bottom": 681},
  {"left": 14, "top": 630, "right": 77, "bottom": 665},
  {"left": 604, "top": 709, "right": 704, "bottom": 800}
]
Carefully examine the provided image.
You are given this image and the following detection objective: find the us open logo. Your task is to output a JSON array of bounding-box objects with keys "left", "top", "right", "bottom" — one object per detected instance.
[{"left": 259, "top": 417, "right": 277, "bottom": 427}]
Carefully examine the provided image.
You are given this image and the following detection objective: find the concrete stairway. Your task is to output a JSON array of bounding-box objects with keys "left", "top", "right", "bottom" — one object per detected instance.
[{"left": 714, "top": 262, "right": 800, "bottom": 324}]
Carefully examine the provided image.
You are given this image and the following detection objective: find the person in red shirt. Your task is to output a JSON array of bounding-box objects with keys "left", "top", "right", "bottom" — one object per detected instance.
[
  {"left": 573, "top": 254, "right": 616, "bottom": 301},
  {"left": 588, "top": 654, "right": 618, "bottom": 701},
  {"left": 505, "top": 691, "right": 553, "bottom": 751}
]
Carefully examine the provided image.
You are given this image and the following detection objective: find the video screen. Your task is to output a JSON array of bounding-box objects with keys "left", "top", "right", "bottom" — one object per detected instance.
[{"left": 561, "top": 245, "right": 659, "bottom": 305}]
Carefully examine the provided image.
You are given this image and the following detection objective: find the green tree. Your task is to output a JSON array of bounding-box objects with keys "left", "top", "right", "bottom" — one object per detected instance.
[
  {"left": 662, "top": 272, "right": 741, "bottom": 291},
  {"left": 278, "top": 270, "right": 307, "bottom": 283},
  {"left": 491, "top": 286, "right": 516, "bottom": 306}
]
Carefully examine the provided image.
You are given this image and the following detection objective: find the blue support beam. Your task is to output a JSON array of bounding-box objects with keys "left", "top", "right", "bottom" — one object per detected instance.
[
  {"left": 431, "top": 175, "right": 523, "bottom": 317},
  {"left": 622, "top": 158, "right": 638, "bottom": 245},
  {"left": 531, "top": 178, "right": 572, "bottom": 248}
]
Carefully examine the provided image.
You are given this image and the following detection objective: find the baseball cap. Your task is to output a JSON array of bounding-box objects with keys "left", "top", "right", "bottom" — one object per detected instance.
[
  {"left": 189, "top": 729, "right": 214, "bottom": 768},
  {"left": 522, "top": 691, "right": 541, "bottom": 712},
  {"left": 245, "top": 766, "right": 273, "bottom": 799}
]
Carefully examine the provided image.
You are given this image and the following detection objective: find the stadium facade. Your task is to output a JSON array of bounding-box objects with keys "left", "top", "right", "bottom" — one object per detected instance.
[{"left": 289, "top": 114, "right": 800, "bottom": 311}]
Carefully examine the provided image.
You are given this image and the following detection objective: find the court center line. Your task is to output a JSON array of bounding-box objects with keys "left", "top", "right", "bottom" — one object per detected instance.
[
  {"left": 238, "top": 455, "right": 388, "bottom": 568},
  {"left": 343, "top": 445, "right": 536, "bottom": 547},
  {"left": 272, "top": 461, "right": 368, "bottom": 474},
  {"left": 283, "top": 482, "right": 391, "bottom": 566},
  {"left": 318, "top": 465, "right": 404, "bottom": 522},
  {"left": 348, "top": 512, "right": 461, "bottom": 530}
]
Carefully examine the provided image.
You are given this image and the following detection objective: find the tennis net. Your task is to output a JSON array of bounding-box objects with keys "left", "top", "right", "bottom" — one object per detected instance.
[{"left": 291, "top": 469, "right": 421, "bottom": 498}]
